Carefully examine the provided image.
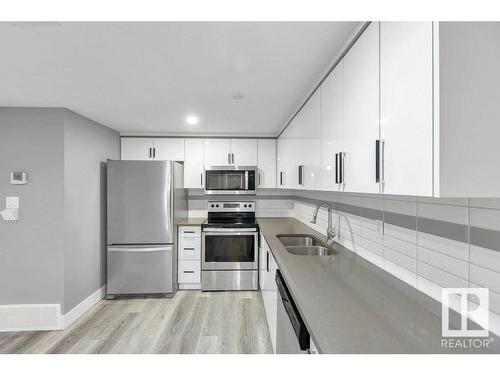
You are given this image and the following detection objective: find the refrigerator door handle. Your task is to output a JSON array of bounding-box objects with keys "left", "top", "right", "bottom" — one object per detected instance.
[{"left": 108, "top": 246, "right": 171, "bottom": 253}]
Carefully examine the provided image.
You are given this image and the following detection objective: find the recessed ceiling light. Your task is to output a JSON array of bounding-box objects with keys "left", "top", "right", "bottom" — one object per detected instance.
[{"left": 186, "top": 115, "right": 199, "bottom": 125}]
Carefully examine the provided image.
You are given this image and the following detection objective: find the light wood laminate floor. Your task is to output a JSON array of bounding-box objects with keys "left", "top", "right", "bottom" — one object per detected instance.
[{"left": 0, "top": 291, "right": 273, "bottom": 354}]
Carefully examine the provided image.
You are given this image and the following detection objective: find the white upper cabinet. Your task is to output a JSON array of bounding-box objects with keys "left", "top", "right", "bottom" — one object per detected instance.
[
  {"left": 203, "top": 138, "right": 258, "bottom": 167},
  {"left": 153, "top": 138, "right": 185, "bottom": 161},
  {"left": 301, "top": 90, "right": 321, "bottom": 190},
  {"left": 121, "top": 137, "right": 184, "bottom": 161},
  {"left": 320, "top": 61, "right": 344, "bottom": 191},
  {"left": 184, "top": 138, "right": 205, "bottom": 188},
  {"left": 342, "top": 22, "right": 380, "bottom": 194},
  {"left": 121, "top": 138, "right": 154, "bottom": 160},
  {"left": 257, "top": 139, "right": 276, "bottom": 188},
  {"left": 276, "top": 126, "right": 295, "bottom": 189},
  {"left": 380, "top": 22, "right": 433, "bottom": 196},
  {"left": 231, "top": 139, "right": 258, "bottom": 165},
  {"left": 203, "top": 138, "right": 231, "bottom": 166}
]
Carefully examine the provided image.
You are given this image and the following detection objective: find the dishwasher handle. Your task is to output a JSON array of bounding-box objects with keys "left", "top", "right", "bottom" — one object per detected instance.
[{"left": 276, "top": 269, "right": 310, "bottom": 351}]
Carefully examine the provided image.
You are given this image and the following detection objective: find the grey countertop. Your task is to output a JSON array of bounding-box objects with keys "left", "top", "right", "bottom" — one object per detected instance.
[
  {"left": 177, "top": 218, "right": 206, "bottom": 226},
  {"left": 257, "top": 218, "right": 499, "bottom": 354}
]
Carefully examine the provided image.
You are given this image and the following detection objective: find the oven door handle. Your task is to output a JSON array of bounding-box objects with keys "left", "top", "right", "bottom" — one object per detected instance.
[{"left": 202, "top": 228, "right": 257, "bottom": 233}]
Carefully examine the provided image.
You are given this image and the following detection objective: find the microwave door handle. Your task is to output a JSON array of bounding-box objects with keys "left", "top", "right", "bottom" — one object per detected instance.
[{"left": 245, "top": 171, "right": 249, "bottom": 190}]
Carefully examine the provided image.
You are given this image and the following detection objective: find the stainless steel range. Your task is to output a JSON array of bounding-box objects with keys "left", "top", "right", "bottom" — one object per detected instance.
[{"left": 201, "top": 201, "right": 259, "bottom": 291}]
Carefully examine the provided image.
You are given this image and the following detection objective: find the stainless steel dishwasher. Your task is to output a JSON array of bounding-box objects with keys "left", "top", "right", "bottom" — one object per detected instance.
[{"left": 275, "top": 269, "right": 311, "bottom": 354}]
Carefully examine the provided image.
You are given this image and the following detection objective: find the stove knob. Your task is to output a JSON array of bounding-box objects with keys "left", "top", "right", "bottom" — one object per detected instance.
[
  {"left": 249, "top": 204, "right": 252, "bottom": 207},
  {"left": 216, "top": 204, "right": 219, "bottom": 208},
  {"left": 244, "top": 204, "right": 247, "bottom": 208},
  {"left": 211, "top": 204, "right": 214, "bottom": 208}
]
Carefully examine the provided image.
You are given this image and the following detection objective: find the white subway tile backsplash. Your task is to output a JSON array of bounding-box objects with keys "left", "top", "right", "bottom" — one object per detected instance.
[
  {"left": 383, "top": 234, "right": 417, "bottom": 258},
  {"left": 384, "top": 247, "right": 417, "bottom": 273},
  {"left": 417, "top": 232, "right": 469, "bottom": 261},
  {"left": 470, "top": 245, "right": 500, "bottom": 273},
  {"left": 417, "top": 261, "right": 468, "bottom": 288},
  {"left": 362, "top": 225, "right": 383, "bottom": 243},
  {"left": 384, "top": 223, "right": 417, "bottom": 244},
  {"left": 470, "top": 264, "right": 500, "bottom": 295},
  {"left": 417, "top": 246, "right": 469, "bottom": 280},
  {"left": 340, "top": 229, "right": 362, "bottom": 246},
  {"left": 361, "top": 237, "right": 384, "bottom": 257}
]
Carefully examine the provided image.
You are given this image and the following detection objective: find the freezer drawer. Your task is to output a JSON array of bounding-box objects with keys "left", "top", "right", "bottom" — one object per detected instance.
[{"left": 107, "top": 245, "right": 173, "bottom": 295}]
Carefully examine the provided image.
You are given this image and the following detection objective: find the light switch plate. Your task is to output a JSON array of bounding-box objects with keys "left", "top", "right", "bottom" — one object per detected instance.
[{"left": 6, "top": 197, "right": 19, "bottom": 209}]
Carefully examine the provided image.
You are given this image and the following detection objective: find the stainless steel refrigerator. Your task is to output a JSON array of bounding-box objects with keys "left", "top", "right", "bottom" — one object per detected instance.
[{"left": 106, "top": 160, "right": 187, "bottom": 298}]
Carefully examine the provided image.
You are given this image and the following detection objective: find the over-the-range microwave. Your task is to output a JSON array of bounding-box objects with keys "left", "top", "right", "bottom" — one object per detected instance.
[{"left": 204, "top": 166, "right": 257, "bottom": 195}]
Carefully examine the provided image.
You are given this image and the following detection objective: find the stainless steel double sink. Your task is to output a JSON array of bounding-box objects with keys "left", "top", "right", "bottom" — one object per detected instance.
[{"left": 276, "top": 234, "right": 336, "bottom": 256}]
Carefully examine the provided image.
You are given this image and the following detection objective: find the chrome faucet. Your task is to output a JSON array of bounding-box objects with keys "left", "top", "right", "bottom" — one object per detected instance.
[{"left": 310, "top": 202, "right": 336, "bottom": 246}]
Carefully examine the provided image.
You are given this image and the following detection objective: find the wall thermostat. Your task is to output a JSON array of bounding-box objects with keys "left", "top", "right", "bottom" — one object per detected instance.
[{"left": 10, "top": 172, "right": 28, "bottom": 185}]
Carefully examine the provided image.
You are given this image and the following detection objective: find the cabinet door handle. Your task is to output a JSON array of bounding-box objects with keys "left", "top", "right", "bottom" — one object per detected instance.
[
  {"left": 183, "top": 247, "right": 195, "bottom": 250},
  {"left": 231, "top": 153, "right": 235, "bottom": 164},
  {"left": 335, "top": 153, "right": 339, "bottom": 184},
  {"left": 380, "top": 140, "right": 385, "bottom": 184},
  {"left": 266, "top": 251, "right": 269, "bottom": 272},
  {"left": 258, "top": 172, "right": 261, "bottom": 187},
  {"left": 298, "top": 165, "right": 304, "bottom": 186},
  {"left": 153, "top": 147, "right": 156, "bottom": 159},
  {"left": 183, "top": 270, "right": 195, "bottom": 274},
  {"left": 228, "top": 153, "right": 231, "bottom": 164},
  {"left": 149, "top": 147, "right": 152, "bottom": 159},
  {"left": 340, "top": 152, "right": 345, "bottom": 186},
  {"left": 280, "top": 171, "right": 283, "bottom": 186},
  {"left": 375, "top": 140, "right": 384, "bottom": 184},
  {"left": 200, "top": 173, "right": 203, "bottom": 186}
]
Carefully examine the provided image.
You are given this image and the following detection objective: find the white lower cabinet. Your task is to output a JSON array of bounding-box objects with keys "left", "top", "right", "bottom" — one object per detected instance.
[
  {"left": 259, "top": 234, "right": 278, "bottom": 353},
  {"left": 178, "top": 226, "right": 201, "bottom": 289}
]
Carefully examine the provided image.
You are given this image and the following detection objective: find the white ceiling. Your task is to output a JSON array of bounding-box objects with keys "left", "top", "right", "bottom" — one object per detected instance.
[{"left": 0, "top": 22, "right": 359, "bottom": 136}]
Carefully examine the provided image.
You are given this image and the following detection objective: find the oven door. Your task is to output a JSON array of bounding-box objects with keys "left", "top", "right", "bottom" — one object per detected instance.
[{"left": 202, "top": 228, "right": 258, "bottom": 270}]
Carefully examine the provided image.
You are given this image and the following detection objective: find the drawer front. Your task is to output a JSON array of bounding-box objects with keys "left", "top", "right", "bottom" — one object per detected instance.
[
  {"left": 178, "top": 260, "right": 201, "bottom": 283},
  {"left": 179, "top": 236, "right": 201, "bottom": 254},
  {"left": 179, "top": 243, "right": 201, "bottom": 260},
  {"left": 107, "top": 245, "right": 173, "bottom": 295},
  {"left": 179, "top": 226, "right": 201, "bottom": 238}
]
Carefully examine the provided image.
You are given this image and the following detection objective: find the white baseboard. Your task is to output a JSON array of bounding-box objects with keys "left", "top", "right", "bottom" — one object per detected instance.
[
  {"left": 179, "top": 283, "right": 201, "bottom": 290},
  {"left": 0, "top": 304, "right": 61, "bottom": 332},
  {"left": 0, "top": 285, "right": 106, "bottom": 332},
  {"left": 61, "top": 285, "right": 106, "bottom": 329}
]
